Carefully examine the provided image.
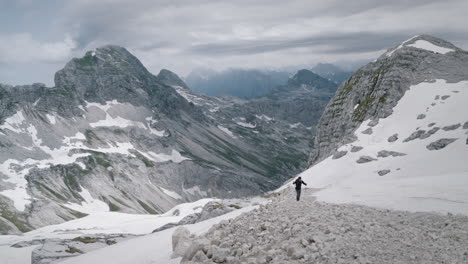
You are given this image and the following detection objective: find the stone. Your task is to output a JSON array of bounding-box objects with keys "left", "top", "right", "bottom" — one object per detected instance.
[
  {"left": 368, "top": 119, "right": 379, "bottom": 127},
  {"left": 426, "top": 138, "right": 457, "bottom": 150},
  {"left": 172, "top": 227, "right": 191, "bottom": 251},
  {"left": 172, "top": 227, "right": 193, "bottom": 257},
  {"left": 182, "top": 238, "right": 210, "bottom": 261},
  {"left": 362, "top": 128, "right": 373, "bottom": 135},
  {"left": 441, "top": 95, "right": 450, "bottom": 100},
  {"left": 351, "top": 146, "right": 363, "bottom": 152},
  {"left": 377, "top": 150, "right": 406, "bottom": 158},
  {"left": 442, "top": 123, "right": 461, "bottom": 131},
  {"left": 417, "top": 114, "right": 426, "bottom": 119},
  {"left": 356, "top": 156, "right": 377, "bottom": 164},
  {"left": 388, "top": 134, "right": 399, "bottom": 142},
  {"left": 428, "top": 122, "right": 436, "bottom": 127},
  {"left": 332, "top": 151, "right": 348, "bottom": 159},
  {"left": 403, "top": 130, "right": 426, "bottom": 142},
  {"left": 420, "top": 127, "right": 440, "bottom": 139},
  {"left": 378, "top": 170, "right": 391, "bottom": 176},
  {"left": 211, "top": 248, "right": 230, "bottom": 263},
  {"left": 191, "top": 250, "right": 209, "bottom": 262}
]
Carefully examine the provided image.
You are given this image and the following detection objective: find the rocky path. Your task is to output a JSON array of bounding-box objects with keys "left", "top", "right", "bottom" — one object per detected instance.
[{"left": 174, "top": 188, "right": 468, "bottom": 263}]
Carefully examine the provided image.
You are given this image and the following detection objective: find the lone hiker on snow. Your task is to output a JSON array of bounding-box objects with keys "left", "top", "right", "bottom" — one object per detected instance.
[{"left": 293, "top": 177, "right": 307, "bottom": 201}]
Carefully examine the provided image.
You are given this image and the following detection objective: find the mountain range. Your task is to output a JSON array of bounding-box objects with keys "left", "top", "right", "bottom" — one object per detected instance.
[
  {"left": 0, "top": 47, "right": 337, "bottom": 234},
  {"left": 1, "top": 34, "right": 467, "bottom": 264}
]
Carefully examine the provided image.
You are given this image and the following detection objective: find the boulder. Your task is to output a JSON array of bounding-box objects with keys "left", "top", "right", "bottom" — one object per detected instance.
[
  {"left": 442, "top": 123, "right": 461, "bottom": 131},
  {"left": 388, "top": 134, "right": 399, "bottom": 142},
  {"left": 426, "top": 138, "right": 457, "bottom": 150},
  {"left": 377, "top": 150, "right": 406, "bottom": 158},
  {"left": 332, "top": 151, "right": 348, "bottom": 159},
  {"left": 356, "top": 156, "right": 377, "bottom": 164}
]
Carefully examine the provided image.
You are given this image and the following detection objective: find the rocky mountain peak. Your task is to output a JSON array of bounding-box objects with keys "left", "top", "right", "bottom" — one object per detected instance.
[
  {"left": 54, "top": 45, "right": 156, "bottom": 103},
  {"left": 287, "top": 69, "right": 337, "bottom": 92},
  {"left": 52, "top": 45, "right": 202, "bottom": 119},
  {"left": 382, "top": 34, "right": 461, "bottom": 59},
  {"left": 157, "top": 69, "right": 189, "bottom": 90},
  {"left": 309, "top": 35, "right": 468, "bottom": 165}
]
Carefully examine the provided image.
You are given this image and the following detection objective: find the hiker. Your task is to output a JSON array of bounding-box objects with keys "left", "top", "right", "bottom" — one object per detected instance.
[{"left": 293, "top": 177, "right": 307, "bottom": 201}]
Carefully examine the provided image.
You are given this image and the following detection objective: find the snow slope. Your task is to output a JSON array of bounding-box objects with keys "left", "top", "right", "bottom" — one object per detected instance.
[
  {"left": 59, "top": 206, "right": 257, "bottom": 264},
  {"left": 285, "top": 79, "right": 468, "bottom": 215},
  {"left": 0, "top": 199, "right": 215, "bottom": 247},
  {"left": 0, "top": 198, "right": 264, "bottom": 264}
]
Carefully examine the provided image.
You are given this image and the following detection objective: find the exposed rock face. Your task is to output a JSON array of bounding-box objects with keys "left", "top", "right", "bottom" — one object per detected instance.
[{"left": 309, "top": 35, "right": 468, "bottom": 165}]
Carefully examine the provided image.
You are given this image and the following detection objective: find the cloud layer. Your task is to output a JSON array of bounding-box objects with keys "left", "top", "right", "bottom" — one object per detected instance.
[{"left": 1, "top": 0, "right": 468, "bottom": 85}]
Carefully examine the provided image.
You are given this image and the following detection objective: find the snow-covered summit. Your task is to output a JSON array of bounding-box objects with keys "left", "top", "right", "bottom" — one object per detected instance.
[{"left": 384, "top": 34, "right": 458, "bottom": 58}]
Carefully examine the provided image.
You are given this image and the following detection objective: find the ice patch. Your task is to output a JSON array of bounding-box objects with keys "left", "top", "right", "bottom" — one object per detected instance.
[
  {"left": 148, "top": 127, "right": 165, "bottom": 137},
  {"left": 289, "top": 123, "right": 301, "bottom": 128},
  {"left": 183, "top": 186, "right": 208, "bottom": 197},
  {"left": 236, "top": 121, "right": 256, "bottom": 128},
  {"left": 146, "top": 149, "right": 190, "bottom": 163},
  {"left": 159, "top": 187, "right": 183, "bottom": 200},
  {"left": 63, "top": 187, "right": 109, "bottom": 214},
  {"left": 217, "top": 125, "right": 236, "bottom": 138},
  {"left": 407, "top": 40, "right": 455, "bottom": 54},
  {"left": 255, "top": 115, "right": 273, "bottom": 122},
  {"left": 89, "top": 115, "right": 147, "bottom": 129},
  {"left": 46, "top": 114, "right": 56, "bottom": 125},
  {"left": 386, "top": 35, "right": 419, "bottom": 57},
  {"left": 0, "top": 111, "right": 26, "bottom": 134},
  {"left": 172, "top": 86, "right": 200, "bottom": 105}
]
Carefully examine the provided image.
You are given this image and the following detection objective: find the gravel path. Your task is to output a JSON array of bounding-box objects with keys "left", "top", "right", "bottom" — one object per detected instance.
[{"left": 176, "top": 188, "right": 468, "bottom": 263}]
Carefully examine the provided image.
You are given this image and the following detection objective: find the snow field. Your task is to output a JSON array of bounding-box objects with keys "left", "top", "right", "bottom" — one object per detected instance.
[{"left": 292, "top": 79, "right": 468, "bottom": 214}]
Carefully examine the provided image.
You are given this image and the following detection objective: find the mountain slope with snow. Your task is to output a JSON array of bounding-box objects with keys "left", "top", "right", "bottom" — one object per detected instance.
[
  {"left": 0, "top": 46, "right": 315, "bottom": 235},
  {"left": 298, "top": 35, "right": 468, "bottom": 215},
  {"left": 293, "top": 79, "right": 468, "bottom": 214}
]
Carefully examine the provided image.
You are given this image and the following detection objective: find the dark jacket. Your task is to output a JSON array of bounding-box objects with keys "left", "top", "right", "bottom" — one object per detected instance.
[{"left": 293, "top": 179, "right": 307, "bottom": 190}]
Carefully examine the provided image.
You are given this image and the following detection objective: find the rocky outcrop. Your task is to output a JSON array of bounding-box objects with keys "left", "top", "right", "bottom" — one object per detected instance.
[
  {"left": 309, "top": 35, "right": 468, "bottom": 165},
  {"left": 426, "top": 138, "right": 458, "bottom": 150},
  {"left": 177, "top": 191, "right": 468, "bottom": 264},
  {"left": 152, "top": 201, "right": 237, "bottom": 233}
]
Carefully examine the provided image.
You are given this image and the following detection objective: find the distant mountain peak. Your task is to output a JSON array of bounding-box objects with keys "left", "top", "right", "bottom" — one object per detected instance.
[{"left": 286, "top": 69, "right": 337, "bottom": 92}]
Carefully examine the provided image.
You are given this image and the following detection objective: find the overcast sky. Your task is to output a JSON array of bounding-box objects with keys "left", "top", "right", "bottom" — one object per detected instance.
[{"left": 1, "top": 0, "right": 467, "bottom": 86}]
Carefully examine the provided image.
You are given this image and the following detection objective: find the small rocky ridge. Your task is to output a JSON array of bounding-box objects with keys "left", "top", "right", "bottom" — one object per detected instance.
[{"left": 173, "top": 189, "right": 468, "bottom": 264}]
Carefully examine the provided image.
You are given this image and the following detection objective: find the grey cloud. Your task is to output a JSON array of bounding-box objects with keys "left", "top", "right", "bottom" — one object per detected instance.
[
  {"left": 186, "top": 32, "right": 412, "bottom": 56},
  {"left": 1, "top": 0, "right": 467, "bottom": 85}
]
